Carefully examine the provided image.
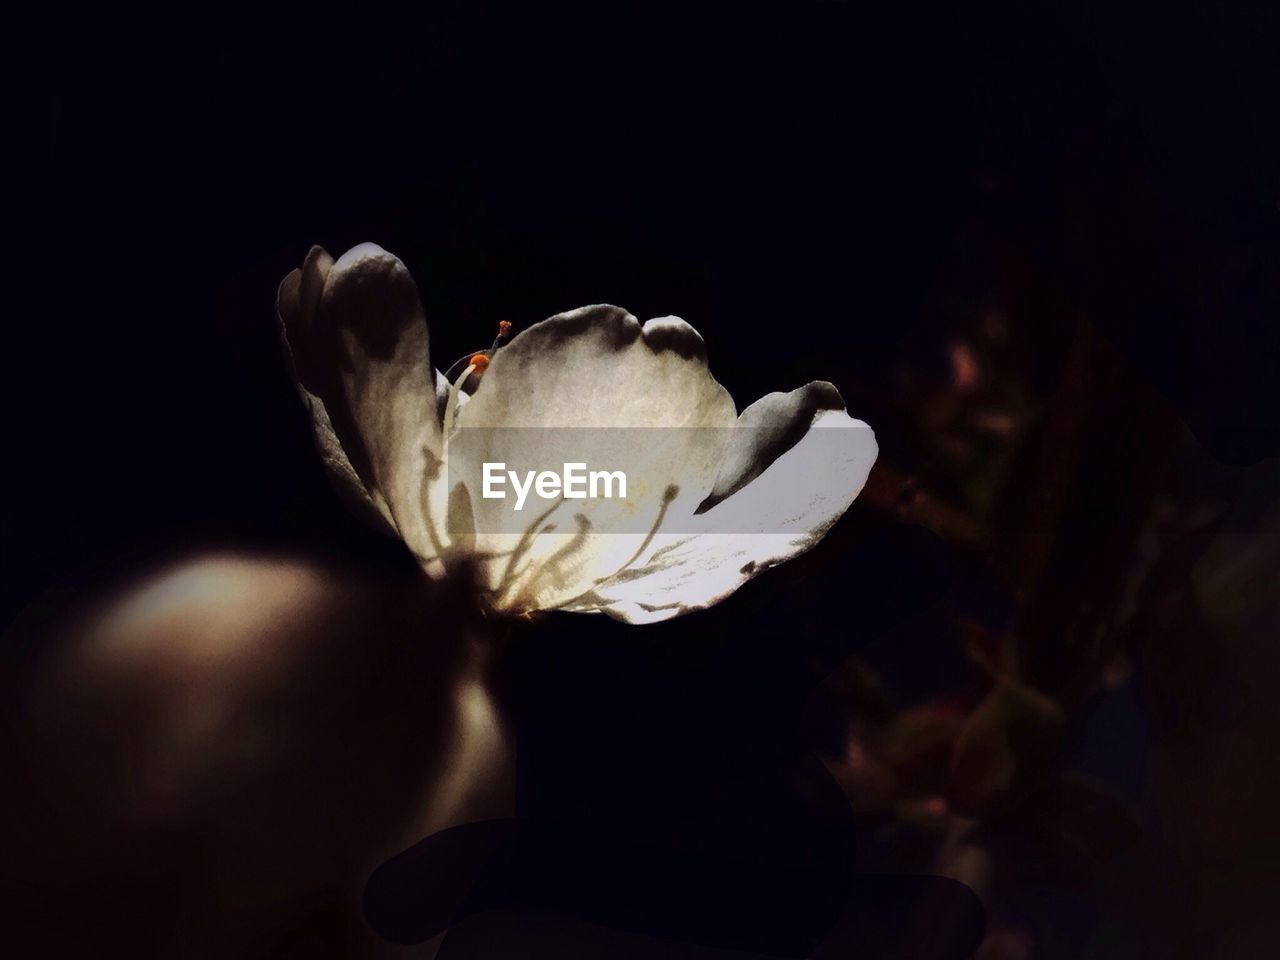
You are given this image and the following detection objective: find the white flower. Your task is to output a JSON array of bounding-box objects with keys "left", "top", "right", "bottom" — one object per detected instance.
[{"left": 278, "top": 243, "right": 877, "bottom": 623}]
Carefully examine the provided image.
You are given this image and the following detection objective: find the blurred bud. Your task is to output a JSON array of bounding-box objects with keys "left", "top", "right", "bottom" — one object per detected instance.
[{"left": 1, "top": 550, "right": 510, "bottom": 954}]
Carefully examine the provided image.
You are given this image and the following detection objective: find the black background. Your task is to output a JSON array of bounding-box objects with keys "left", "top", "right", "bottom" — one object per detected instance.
[{"left": 7, "top": 1, "right": 1279, "bottom": 957}]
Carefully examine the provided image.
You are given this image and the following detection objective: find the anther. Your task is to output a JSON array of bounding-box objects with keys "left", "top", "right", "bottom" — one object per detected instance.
[{"left": 444, "top": 320, "right": 516, "bottom": 394}]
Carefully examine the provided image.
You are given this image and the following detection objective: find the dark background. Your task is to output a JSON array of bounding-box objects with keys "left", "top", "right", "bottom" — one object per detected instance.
[
  {"left": 6, "top": 1, "right": 1279, "bottom": 957},
  {"left": 10, "top": 1, "right": 1278, "bottom": 610}
]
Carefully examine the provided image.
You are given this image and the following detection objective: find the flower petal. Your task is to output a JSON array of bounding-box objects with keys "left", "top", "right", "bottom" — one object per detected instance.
[
  {"left": 279, "top": 244, "right": 442, "bottom": 561},
  {"left": 458, "top": 305, "right": 734, "bottom": 429},
  {"left": 451, "top": 305, "right": 738, "bottom": 612},
  {"left": 561, "top": 382, "right": 877, "bottom": 623},
  {"left": 278, "top": 254, "right": 395, "bottom": 534}
]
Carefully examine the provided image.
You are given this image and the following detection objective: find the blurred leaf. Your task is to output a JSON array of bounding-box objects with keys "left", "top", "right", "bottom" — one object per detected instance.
[
  {"left": 948, "top": 681, "right": 1065, "bottom": 817},
  {"left": 880, "top": 702, "right": 968, "bottom": 797}
]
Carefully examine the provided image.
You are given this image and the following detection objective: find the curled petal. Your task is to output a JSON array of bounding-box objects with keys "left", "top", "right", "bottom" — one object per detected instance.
[
  {"left": 278, "top": 244, "right": 442, "bottom": 561},
  {"left": 698, "top": 381, "right": 847, "bottom": 512},
  {"left": 278, "top": 256, "right": 394, "bottom": 534},
  {"left": 563, "top": 383, "right": 877, "bottom": 623}
]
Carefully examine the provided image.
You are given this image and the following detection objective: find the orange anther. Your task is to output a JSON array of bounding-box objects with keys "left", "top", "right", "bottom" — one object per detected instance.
[
  {"left": 469, "top": 353, "right": 490, "bottom": 373},
  {"left": 498, "top": 320, "right": 512, "bottom": 336}
]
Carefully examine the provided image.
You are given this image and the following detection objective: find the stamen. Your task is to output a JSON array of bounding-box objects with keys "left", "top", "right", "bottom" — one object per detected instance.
[{"left": 445, "top": 321, "right": 515, "bottom": 391}]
